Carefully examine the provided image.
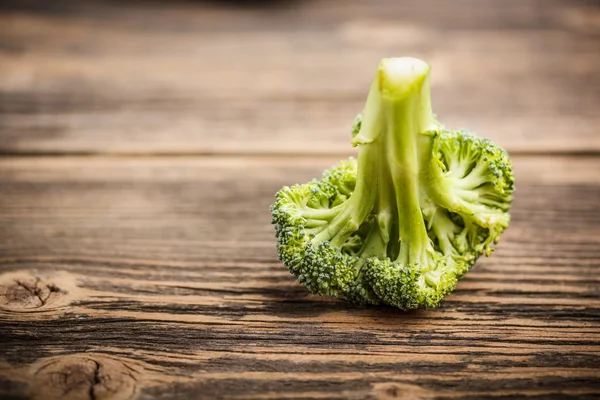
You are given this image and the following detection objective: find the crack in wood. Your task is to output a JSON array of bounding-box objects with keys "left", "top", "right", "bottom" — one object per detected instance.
[
  {"left": 0, "top": 271, "right": 76, "bottom": 312},
  {"left": 89, "top": 360, "right": 100, "bottom": 400},
  {"left": 13, "top": 279, "right": 61, "bottom": 308},
  {"left": 24, "top": 354, "right": 142, "bottom": 400}
]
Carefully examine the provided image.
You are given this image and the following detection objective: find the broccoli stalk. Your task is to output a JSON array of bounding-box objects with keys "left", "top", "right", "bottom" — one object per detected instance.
[
  {"left": 312, "top": 59, "right": 435, "bottom": 267},
  {"left": 271, "top": 57, "right": 514, "bottom": 309}
]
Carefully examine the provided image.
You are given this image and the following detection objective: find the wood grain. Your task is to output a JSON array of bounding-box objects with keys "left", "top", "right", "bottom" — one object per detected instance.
[
  {"left": 1, "top": 0, "right": 599, "bottom": 398},
  {"left": 1, "top": 0, "right": 599, "bottom": 155},
  {"left": 0, "top": 155, "right": 599, "bottom": 399}
]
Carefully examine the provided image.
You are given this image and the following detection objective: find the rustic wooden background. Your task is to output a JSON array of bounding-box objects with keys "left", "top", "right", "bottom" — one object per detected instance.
[{"left": 1, "top": 0, "right": 599, "bottom": 399}]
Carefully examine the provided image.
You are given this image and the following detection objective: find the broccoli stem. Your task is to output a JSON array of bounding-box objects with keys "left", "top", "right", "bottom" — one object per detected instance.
[
  {"left": 341, "top": 59, "right": 440, "bottom": 267},
  {"left": 310, "top": 147, "right": 376, "bottom": 246},
  {"left": 380, "top": 59, "right": 437, "bottom": 268},
  {"left": 313, "top": 58, "right": 443, "bottom": 273}
]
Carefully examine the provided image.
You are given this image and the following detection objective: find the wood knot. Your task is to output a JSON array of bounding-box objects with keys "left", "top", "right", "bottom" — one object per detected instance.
[
  {"left": 0, "top": 271, "right": 76, "bottom": 311},
  {"left": 30, "top": 353, "right": 141, "bottom": 400}
]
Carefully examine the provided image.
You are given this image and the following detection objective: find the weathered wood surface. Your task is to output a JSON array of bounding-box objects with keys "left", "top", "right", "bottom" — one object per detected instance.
[
  {"left": 1, "top": 155, "right": 600, "bottom": 399},
  {"left": 1, "top": 0, "right": 600, "bottom": 155},
  {"left": 2, "top": 0, "right": 600, "bottom": 399}
]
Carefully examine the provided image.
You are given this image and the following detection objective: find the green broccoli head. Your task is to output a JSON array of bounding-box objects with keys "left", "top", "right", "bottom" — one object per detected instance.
[{"left": 270, "top": 57, "right": 514, "bottom": 309}]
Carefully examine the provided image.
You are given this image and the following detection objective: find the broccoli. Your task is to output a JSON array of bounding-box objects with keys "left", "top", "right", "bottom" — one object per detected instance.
[{"left": 270, "top": 57, "right": 514, "bottom": 309}]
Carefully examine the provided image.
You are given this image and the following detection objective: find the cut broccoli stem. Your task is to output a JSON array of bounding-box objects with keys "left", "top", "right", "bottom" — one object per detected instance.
[
  {"left": 379, "top": 58, "right": 436, "bottom": 269},
  {"left": 314, "top": 58, "right": 440, "bottom": 272}
]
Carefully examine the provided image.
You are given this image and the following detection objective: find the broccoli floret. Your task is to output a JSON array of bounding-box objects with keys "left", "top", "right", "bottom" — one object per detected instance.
[{"left": 270, "top": 58, "right": 514, "bottom": 309}]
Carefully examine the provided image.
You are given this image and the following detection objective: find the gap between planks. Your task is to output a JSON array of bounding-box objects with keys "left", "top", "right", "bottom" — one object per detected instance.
[{"left": 1, "top": 149, "right": 600, "bottom": 159}]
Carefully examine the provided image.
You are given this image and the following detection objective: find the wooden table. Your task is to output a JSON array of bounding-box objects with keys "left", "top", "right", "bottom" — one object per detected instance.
[{"left": 1, "top": 1, "right": 599, "bottom": 399}]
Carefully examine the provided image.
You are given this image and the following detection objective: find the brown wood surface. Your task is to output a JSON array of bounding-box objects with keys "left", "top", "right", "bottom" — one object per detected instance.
[
  {"left": 1, "top": 0, "right": 600, "bottom": 399},
  {"left": 1, "top": 0, "right": 599, "bottom": 155},
  {"left": 1, "top": 155, "right": 600, "bottom": 399}
]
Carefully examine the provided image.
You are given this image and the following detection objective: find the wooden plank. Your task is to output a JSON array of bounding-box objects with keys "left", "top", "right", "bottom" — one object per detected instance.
[
  {"left": 0, "top": 154, "right": 599, "bottom": 399},
  {"left": 1, "top": 0, "right": 599, "bottom": 155}
]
